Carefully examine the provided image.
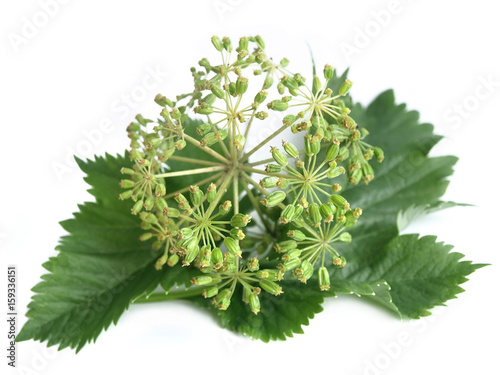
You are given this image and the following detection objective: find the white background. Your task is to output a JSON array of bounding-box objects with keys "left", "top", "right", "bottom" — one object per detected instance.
[{"left": 1, "top": 1, "right": 499, "bottom": 374}]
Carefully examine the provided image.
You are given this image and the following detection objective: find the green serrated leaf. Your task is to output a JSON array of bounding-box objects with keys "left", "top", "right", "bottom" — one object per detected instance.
[
  {"left": 322, "top": 89, "right": 483, "bottom": 318},
  {"left": 17, "top": 154, "right": 170, "bottom": 351},
  {"left": 190, "top": 281, "right": 324, "bottom": 342},
  {"left": 366, "top": 234, "right": 485, "bottom": 318}
]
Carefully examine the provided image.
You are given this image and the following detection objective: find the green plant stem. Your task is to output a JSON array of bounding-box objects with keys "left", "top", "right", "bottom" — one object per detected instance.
[
  {"left": 168, "top": 155, "right": 221, "bottom": 167},
  {"left": 155, "top": 165, "right": 226, "bottom": 178},
  {"left": 240, "top": 122, "right": 290, "bottom": 162},
  {"left": 133, "top": 286, "right": 205, "bottom": 303},
  {"left": 183, "top": 133, "right": 229, "bottom": 164}
]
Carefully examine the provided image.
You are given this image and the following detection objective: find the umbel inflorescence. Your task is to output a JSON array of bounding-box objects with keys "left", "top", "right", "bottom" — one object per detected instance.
[{"left": 119, "top": 35, "right": 383, "bottom": 314}]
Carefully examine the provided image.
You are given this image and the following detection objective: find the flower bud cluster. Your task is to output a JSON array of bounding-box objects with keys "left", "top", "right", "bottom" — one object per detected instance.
[{"left": 117, "top": 35, "right": 385, "bottom": 312}]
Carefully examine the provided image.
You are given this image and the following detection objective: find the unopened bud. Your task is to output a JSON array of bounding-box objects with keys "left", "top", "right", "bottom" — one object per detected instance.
[
  {"left": 339, "top": 79, "right": 353, "bottom": 96},
  {"left": 318, "top": 266, "right": 330, "bottom": 291},
  {"left": 267, "top": 100, "right": 288, "bottom": 111},
  {"left": 261, "top": 191, "right": 286, "bottom": 207},
  {"left": 331, "top": 194, "right": 350, "bottom": 210},
  {"left": 323, "top": 64, "right": 333, "bottom": 80},
  {"left": 224, "top": 237, "right": 242, "bottom": 258},
  {"left": 271, "top": 146, "right": 288, "bottom": 166},
  {"left": 259, "top": 279, "right": 283, "bottom": 296},
  {"left": 308, "top": 203, "right": 321, "bottom": 226},
  {"left": 211, "top": 35, "right": 223, "bottom": 51},
  {"left": 231, "top": 213, "right": 252, "bottom": 227}
]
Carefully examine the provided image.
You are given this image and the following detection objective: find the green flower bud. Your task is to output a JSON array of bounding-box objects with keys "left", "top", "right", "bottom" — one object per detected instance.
[
  {"left": 289, "top": 204, "right": 303, "bottom": 221},
  {"left": 308, "top": 203, "right": 321, "bottom": 226},
  {"left": 218, "top": 200, "right": 232, "bottom": 215},
  {"left": 139, "top": 212, "right": 158, "bottom": 225},
  {"left": 238, "top": 36, "right": 249, "bottom": 52},
  {"left": 339, "top": 79, "right": 353, "bottom": 96},
  {"left": 287, "top": 230, "right": 306, "bottom": 241},
  {"left": 312, "top": 74, "right": 324, "bottom": 91},
  {"left": 189, "top": 185, "right": 203, "bottom": 206},
  {"left": 127, "top": 122, "right": 141, "bottom": 132},
  {"left": 231, "top": 213, "right": 252, "bottom": 228},
  {"left": 230, "top": 228, "right": 245, "bottom": 241},
  {"left": 249, "top": 293, "right": 260, "bottom": 314},
  {"left": 305, "top": 135, "right": 321, "bottom": 156},
  {"left": 235, "top": 76, "right": 249, "bottom": 95},
  {"left": 299, "top": 260, "right": 314, "bottom": 281},
  {"left": 336, "top": 146, "right": 350, "bottom": 162},
  {"left": 260, "top": 176, "right": 280, "bottom": 188},
  {"left": 154, "top": 183, "right": 166, "bottom": 197},
  {"left": 211, "top": 35, "right": 223, "bottom": 51},
  {"left": 196, "top": 124, "right": 212, "bottom": 136},
  {"left": 234, "top": 134, "right": 246, "bottom": 150},
  {"left": 166, "top": 254, "right": 179, "bottom": 267},
  {"left": 263, "top": 76, "right": 273, "bottom": 90},
  {"left": 261, "top": 191, "right": 286, "bottom": 208},
  {"left": 207, "top": 183, "right": 217, "bottom": 203},
  {"left": 374, "top": 147, "right": 385, "bottom": 163},
  {"left": 283, "top": 257, "right": 301, "bottom": 271},
  {"left": 214, "top": 288, "right": 232, "bottom": 310},
  {"left": 222, "top": 36, "right": 232, "bottom": 52},
  {"left": 274, "top": 239, "right": 297, "bottom": 253},
  {"left": 271, "top": 147, "right": 288, "bottom": 166},
  {"left": 254, "top": 90, "right": 268, "bottom": 104},
  {"left": 198, "top": 246, "right": 212, "bottom": 269},
  {"left": 201, "top": 132, "right": 217, "bottom": 147},
  {"left": 211, "top": 247, "right": 223, "bottom": 269},
  {"left": 256, "top": 111, "right": 268, "bottom": 120},
  {"left": 339, "top": 232, "right": 352, "bottom": 243},
  {"left": 227, "top": 82, "right": 237, "bottom": 97},
  {"left": 120, "top": 167, "right": 136, "bottom": 176},
  {"left": 131, "top": 200, "right": 144, "bottom": 215},
  {"left": 267, "top": 100, "right": 289, "bottom": 111},
  {"left": 318, "top": 266, "right": 330, "bottom": 291},
  {"left": 210, "top": 84, "right": 225, "bottom": 99},
  {"left": 327, "top": 166, "right": 346, "bottom": 179},
  {"left": 178, "top": 227, "right": 193, "bottom": 240},
  {"left": 279, "top": 204, "right": 296, "bottom": 224},
  {"left": 164, "top": 207, "right": 180, "bottom": 218},
  {"left": 169, "top": 107, "right": 182, "bottom": 120},
  {"left": 191, "top": 275, "right": 214, "bottom": 286},
  {"left": 119, "top": 190, "right": 134, "bottom": 200},
  {"left": 224, "top": 237, "right": 242, "bottom": 258},
  {"left": 195, "top": 105, "right": 214, "bottom": 115},
  {"left": 333, "top": 256, "right": 347, "bottom": 269},
  {"left": 203, "top": 286, "right": 219, "bottom": 298},
  {"left": 320, "top": 203, "right": 336, "bottom": 219},
  {"left": 135, "top": 114, "right": 152, "bottom": 126},
  {"left": 154, "top": 94, "right": 172, "bottom": 107},
  {"left": 247, "top": 257, "right": 259, "bottom": 272},
  {"left": 259, "top": 279, "right": 283, "bottom": 296},
  {"left": 255, "top": 35, "right": 265, "bottom": 49},
  {"left": 265, "top": 163, "right": 282, "bottom": 173},
  {"left": 203, "top": 93, "right": 217, "bottom": 106},
  {"left": 281, "top": 76, "right": 299, "bottom": 91},
  {"left": 323, "top": 64, "right": 333, "bottom": 80},
  {"left": 278, "top": 57, "right": 289, "bottom": 67},
  {"left": 282, "top": 140, "right": 299, "bottom": 159},
  {"left": 331, "top": 194, "right": 350, "bottom": 210},
  {"left": 256, "top": 270, "right": 278, "bottom": 283},
  {"left": 183, "top": 241, "right": 200, "bottom": 266},
  {"left": 139, "top": 232, "right": 153, "bottom": 241},
  {"left": 120, "top": 179, "right": 135, "bottom": 189},
  {"left": 326, "top": 143, "right": 340, "bottom": 161}
]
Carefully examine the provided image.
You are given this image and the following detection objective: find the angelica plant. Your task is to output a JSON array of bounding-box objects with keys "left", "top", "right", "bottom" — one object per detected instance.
[
  {"left": 18, "top": 35, "right": 484, "bottom": 351},
  {"left": 117, "top": 35, "right": 382, "bottom": 313}
]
